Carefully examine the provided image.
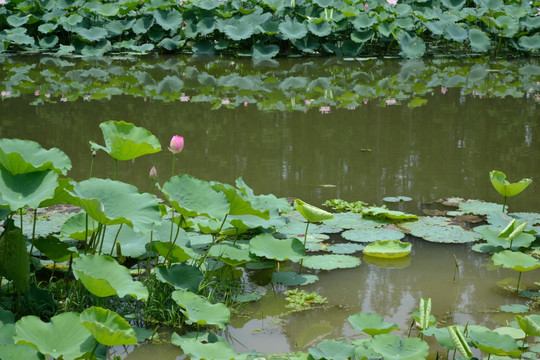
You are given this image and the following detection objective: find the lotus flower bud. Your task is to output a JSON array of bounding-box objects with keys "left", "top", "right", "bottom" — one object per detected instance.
[
  {"left": 168, "top": 135, "right": 184, "bottom": 154},
  {"left": 149, "top": 166, "right": 158, "bottom": 182}
]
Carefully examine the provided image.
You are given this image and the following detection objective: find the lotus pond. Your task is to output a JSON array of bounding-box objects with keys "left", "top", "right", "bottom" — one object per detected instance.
[{"left": 0, "top": 56, "right": 539, "bottom": 360}]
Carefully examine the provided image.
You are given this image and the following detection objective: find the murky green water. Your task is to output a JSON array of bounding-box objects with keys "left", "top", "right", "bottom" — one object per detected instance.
[{"left": 1, "top": 55, "right": 539, "bottom": 358}]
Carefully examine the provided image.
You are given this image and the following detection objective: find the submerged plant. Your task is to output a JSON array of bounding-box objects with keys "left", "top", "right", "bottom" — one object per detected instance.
[
  {"left": 284, "top": 289, "right": 327, "bottom": 311},
  {"left": 489, "top": 170, "right": 532, "bottom": 212}
]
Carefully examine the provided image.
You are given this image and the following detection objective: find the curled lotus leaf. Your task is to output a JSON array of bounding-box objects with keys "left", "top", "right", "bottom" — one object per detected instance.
[
  {"left": 479, "top": 226, "right": 535, "bottom": 250},
  {"left": 80, "top": 306, "right": 137, "bottom": 346},
  {"left": 363, "top": 240, "right": 411, "bottom": 259},
  {"left": 0, "top": 169, "right": 58, "bottom": 211},
  {"left": 0, "top": 138, "right": 71, "bottom": 175},
  {"left": 515, "top": 315, "right": 540, "bottom": 336},
  {"left": 490, "top": 170, "right": 532, "bottom": 198},
  {"left": 362, "top": 206, "right": 418, "bottom": 221},
  {"left": 294, "top": 199, "right": 334, "bottom": 223},
  {"left": 302, "top": 254, "right": 361, "bottom": 270}
]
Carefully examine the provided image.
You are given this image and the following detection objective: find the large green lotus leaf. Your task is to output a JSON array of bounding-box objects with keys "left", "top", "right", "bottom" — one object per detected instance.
[
  {"left": 515, "top": 315, "right": 540, "bottom": 336},
  {"left": 469, "top": 28, "right": 491, "bottom": 52},
  {"left": 323, "top": 212, "right": 387, "bottom": 230},
  {"left": 228, "top": 214, "right": 287, "bottom": 231},
  {"left": 153, "top": 9, "right": 182, "bottom": 32},
  {"left": 468, "top": 327, "right": 519, "bottom": 356},
  {"left": 397, "top": 31, "right": 426, "bottom": 59},
  {"left": 0, "top": 221, "right": 30, "bottom": 293},
  {"left": 155, "top": 264, "right": 203, "bottom": 293},
  {"left": 279, "top": 17, "right": 308, "bottom": 40},
  {"left": 272, "top": 271, "right": 319, "bottom": 286},
  {"left": 422, "top": 326, "right": 457, "bottom": 350},
  {"left": 60, "top": 212, "right": 97, "bottom": 241},
  {"left": 459, "top": 199, "right": 504, "bottom": 215},
  {"left": 69, "top": 178, "right": 161, "bottom": 233},
  {"left": 400, "top": 216, "right": 480, "bottom": 243},
  {"left": 493, "top": 326, "right": 526, "bottom": 340},
  {"left": 80, "top": 306, "right": 137, "bottom": 346},
  {"left": 72, "top": 254, "right": 148, "bottom": 300},
  {"left": 14, "top": 312, "right": 96, "bottom": 360},
  {"left": 34, "top": 235, "right": 76, "bottom": 263},
  {"left": 341, "top": 228, "right": 405, "bottom": 243},
  {"left": 89, "top": 120, "right": 161, "bottom": 161},
  {"left": 0, "top": 139, "right": 71, "bottom": 175},
  {"left": 162, "top": 174, "right": 230, "bottom": 220},
  {"left": 212, "top": 183, "right": 269, "bottom": 219},
  {"left": 151, "top": 241, "right": 193, "bottom": 263},
  {"left": 0, "top": 343, "right": 41, "bottom": 360},
  {"left": 479, "top": 226, "right": 535, "bottom": 250},
  {"left": 208, "top": 242, "right": 253, "bottom": 266},
  {"left": 0, "top": 307, "right": 14, "bottom": 324},
  {"left": 98, "top": 224, "right": 151, "bottom": 258},
  {"left": 0, "top": 169, "right": 58, "bottom": 211},
  {"left": 302, "top": 254, "right": 361, "bottom": 270},
  {"left": 519, "top": 34, "right": 540, "bottom": 51},
  {"left": 39, "top": 177, "right": 78, "bottom": 209},
  {"left": 309, "top": 339, "right": 355, "bottom": 360},
  {"left": 252, "top": 44, "right": 280, "bottom": 59},
  {"left": 172, "top": 289, "right": 230, "bottom": 330},
  {"left": 442, "top": 0, "right": 465, "bottom": 9},
  {"left": 0, "top": 322, "right": 15, "bottom": 344},
  {"left": 327, "top": 243, "right": 365, "bottom": 254},
  {"left": 77, "top": 27, "right": 108, "bottom": 42},
  {"left": 235, "top": 177, "right": 292, "bottom": 213},
  {"left": 491, "top": 250, "right": 540, "bottom": 272},
  {"left": 362, "top": 206, "right": 418, "bottom": 221},
  {"left": 171, "top": 332, "right": 241, "bottom": 360},
  {"left": 348, "top": 313, "right": 400, "bottom": 336},
  {"left": 490, "top": 171, "right": 532, "bottom": 198},
  {"left": 369, "top": 334, "right": 429, "bottom": 360},
  {"left": 363, "top": 240, "right": 411, "bottom": 259},
  {"left": 308, "top": 20, "right": 332, "bottom": 37},
  {"left": 223, "top": 20, "right": 254, "bottom": 41},
  {"left": 294, "top": 199, "right": 334, "bottom": 223},
  {"left": 499, "top": 304, "right": 529, "bottom": 313},
  {"left": 249, "top": 233, "right": 305, "bottom": 262}
]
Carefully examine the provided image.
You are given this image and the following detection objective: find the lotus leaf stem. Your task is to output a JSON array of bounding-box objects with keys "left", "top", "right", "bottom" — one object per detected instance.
[
  {"left": 165, "top": 216, "right": 182, "bottom": 267},
  {"left": 97, "top": 225, "right": 107, "bottom": 255},
  {"left": 198, "top": 215, "right": 228, "bottom": 268},
  {"left": 110, "top": 224, "right": 124, "bottom": 256},
  {"left": 29, "top": 208, "right": 37, "bottom": 255},
  {"left": 114, "top": 159, "right": 118, "bottom": 180},
  {"left": 516, "top": 272, "right": 522, "bottom": 294},
  {"left": 147, "top": 230, "right": 153, "bottom": 284}
]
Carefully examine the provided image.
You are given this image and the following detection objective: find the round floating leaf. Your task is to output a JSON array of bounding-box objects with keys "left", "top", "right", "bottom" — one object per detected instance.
[
  {"left": 479, "top": 226, "right": 535, "bottom": 250},
  {"left": 363, "top": 240, "right": 411, "bottom": 258},
  {"left": 491, "top": 250, "right": 540, "bottom": 272},
  {"left": 294, "top": 199, "right": 334, "bottom": 223},
  {"left": 279, "top": 17, "right": 308, "bottom": 40},
  {"left": 499, "top": 304, "right": 529, "bottom": 313},
  {"left": 469, "top": 28, "right": 491, "bottom": 52},
  {"left": 72, "top": 254, "right": 148, "bottom": 300},
  {"left": 162, "top": 174, "right": 230, "bottom": 220},
  {"left": 370, "top": 334, "right": 429, "bottom": 360},
  {"left": 271, "top": 271, "right": 319, "bottom": 286},
  {"left": 171, "top": 332, "right": 239, "bottom": 360},
  {"left": 326, "top": 243, "right": 364, "bottom": 254},
  {"left": 469, "top": 327, "right": 520, "bottom": 357},
  {"left": 362, "top": 206, "right": 418, "bottom": 221},
  {"left": 80, "top": 307, "right": 137, "bottom": 346},
  {"left": 249, "top": 233, "right": 305, "bottom": 262},
  {"left": 348, "top": 313, "right": 400, "bottom": 336},
  {"left": 400, "top": 216, "right": 480, "bottom": 243},
  {"left": 302, "top": 254, "right": 361, "bottom": 270},
  {"left": 323, "top": 212, "right": 386, "bottom": 230},
  {"left": 69, "top": 178, "right": 161, "bottom": 233},
  {"left": 490, "top": 171, "right": 532, "bottom": 198},
  {"left": 0, "top": 139, "right": 71, "bottom": 175},
  {"left": 383, "top": 196, "right": 412, "bottom": 203},
  {"left": 459, "top": 200, "right": 503, "bottom": 216},
  {"left": 363, "top": 255, "right": 411, "bottom": 269},
  {"left": 14, "top": 312, "right": 95, "bottom": 360},
  {"left": 0, "top": 169, "right": 58, "bottom": 211},
  {"left": 89, "top": 120, "right": 161, "bottom": 161},
  {"left": 155, "top": 264, "right": 203, "bottom": 293},
  {"left": 309, "top": 339, "right": 355, "bottom": 360},
  {"left": 342, "top": 228, "right": 404, "bottom": 243},
  {"left": 172, "top": 289, "right": 230, "bottom": 330}
]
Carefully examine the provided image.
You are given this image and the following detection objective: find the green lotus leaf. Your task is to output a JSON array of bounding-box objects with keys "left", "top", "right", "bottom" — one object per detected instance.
[
  {"left": 294, "top": 199, "right": 333, "bottom": 223},
  {"left": 271, "top": 271, "right": 319, "bottom": 286},
  {"left": 369, "top": 334, "right": 429, "bottom": 360},
  {"left": 0, "top": 221, "right": 29, "bottom": 292},
  {"left": 162, "top": 174, "right": 230, "bottom": 220},
  {"left": 493, "top": 326, "right": 526, "bottom": 340},
  {"left": 80, "top": 306, "right": 137, "bottom": 346},
  {"left": 155, "top": 264, "right": 203, "bottom": 293},
  {"left": 252, "top": 44, "right": 280, "bottom": 59},
  {"left": 313, "top": 0, "right": 334, "bottom": 7},
  {"left": 348, "top": 313, "right": 400, "bottom": 336},
  {"left": 341, "top": 228, "right": 404, "bottom": 243},
  {"left": 156, "top": 75, "right": 184, "bottom": 94},
  {"left": 323, "top": 212, "right": 386, "bottom": 230},
  {"left": 249, "top": 233, "right": 305, "bottom": 262},
  {"left": 89, "top": 120, "right": 161, "bottom": 161},
  {"left": 352, "top": 14, "right": 377, "bottom": 29},
  {"left": 362, "top": 206, "right": 418, "bottom": 221},
  {"left": 98, "top": 3, "right": 119, "bottom": 17},
  {"left": 293, "top": 35, "right": 320, "bottom": 53},
  {"left": 72, "top": 254, "right": 148, "bottom": 300},
  {"left": 279, "top": 17, "right": 308, "bottom": 40},
  {"left": 196, "top": 17, "right": 216, "bottom": 36},
  {"left": 519, "top": 34, "right": 540, "bottom": 51},
  {"left": 342, "top": 39, "right": 363, "bottom": 57},
  {"left": 444, "top": 23, "right": 468, "bottom": 42},
  {"left": 490, "top": 171, "right": 532, "bottom": 198},
  {"left": 383, "top": 196, "right": 412, "bottom": 203},
  {"left": 309, "top": 339, "right": 355, "bottom": 360},
  {"left": 0, "top": 343, "right": 41, "bottom": 360},
  {"left": 397, "top": 31, "right": 426, "bottom": 59},
  {"left": 0, "top": 169, "right": 58, "bottom": 211},
  {"left": 77, "top": 27, "right": 108, "bottom": 42},
  {"left": 499, "top": 304, "right": 529, "bottom": 313},
  {"left": 262, "top": 0, "right": 285, "bottom": 11},
  {"left": 223, "top": 20, "right": 254, "bottom": 41},
  {"left": 153, "top": 9, "right": 183, "bottom": 32},
  {"left": 422, "top": 327, "right": 456, "bottom": 350},
  {"left": 302, "top": 254, "right": 361, "bottom": 270},
  {"left": 0, "top": 139, "right": 71, "bottom": 175},
  {"left": 151, "top": 240, "right": 193, "bottom": 263},
  {"left": 14, "top": 312, "right": 95, "bottom": 360},
  {"left": 39, "top": 35, "right": 59, "bottom": 49},
  {"left": 400, "top": 216, "right": 480, "bottom": 243},
  {"left": 0, "top": 307, "right": 14, "bottom": 324},
  {"left": 208, "top": 242, "right": 252, "bottom": 266},
  {"left": 468, "top": 28, "right": 491, "bottom": 52},
  {"left": 171, "top": 332, "right": 241, "bottom": 360},
  {"left": 308, "top": 20, "right": 332, "bottom": 37},
  {"left": 212, "top": 183, "right": 269, "bottom": 219},
  {"left": 132, "top": 16, "right": 155, "bottom": 34},
  {"left": 326, "top": 243, "right": 365, "bottom": 254},
  {"left": 442, "top": 0, "right": 466, "bottom": 9},
  {"left": 469, "top": 327, "right": 519, "bottom": 356},
  {"left": 60, "top": 212, "right": 97, "bottom": 241},
  {"left": 479, "top": 226, "right": 535, "bottom": 250},
  {"left": 459, "top": 199, "right": 503, "bottom": 216},
  {"left": 491, "top": 250, "right": 540, "bottom": 272},
  {"left": 363, "top": 240, "right": 411, "bottom": 259},
  {"left": 33, "top": 235, "right": 76, "bottom": 263},
  {"left": 172, "top": 289, "right": 230, "bottom": 330},
  {"left": 192, "top": 0, "right": 222, "bottom": 10},
  {"left": 447, "top": 325, "right": 472, "bottom": 357},
  {"left": 515, "top": 315, "right": 540, "bottom": 336},
  {"left": 351, "top": 29, "right": 373, "bottom": 43},
  {"left": 7, "top": 14, "right": 30, "bottom": 28},
  {"left": 69, "top": 178, "right": 161, "bottom": 233}
]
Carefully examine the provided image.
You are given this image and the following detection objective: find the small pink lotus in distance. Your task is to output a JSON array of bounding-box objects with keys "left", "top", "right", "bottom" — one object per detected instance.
[
  {"left": 441, "top": 87, "right": 448, "bottom": 94},
  {"left": 169, "top": 135, "right": 184, "bottom": 154},
  {"left": 387, "top": 0, "right": 398, "bottom": 5}
]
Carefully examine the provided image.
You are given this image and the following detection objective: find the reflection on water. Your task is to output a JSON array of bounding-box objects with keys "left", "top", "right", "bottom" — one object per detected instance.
[{"left": 1, "top": 56, "right": 539, "bottom": 358}]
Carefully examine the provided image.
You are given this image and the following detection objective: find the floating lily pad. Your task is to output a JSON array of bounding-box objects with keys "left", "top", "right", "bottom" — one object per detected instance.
[
  {"left": 348, "top": 313, "right": 400, "bottom": 336},
  {"left": 458, "top": 199, "right": 503, "bottom": 216},
  {"left": 383, "top": 196, "right": 412, "bottom": 203},
  {"left": 271, "top": 271, "right": 319, "bottom": 286},
  {"left": 302, "top": 254, "right": 361, "bottom": 270},
  {"left": 468, "top": 327, "right": 520, "bottom": 357},
  {"left": 326, "top": 243, "right": 365, "bottom": 254},
  {"left": 493, "top": 326, "right": 526, "bottom": 340},
  {"left": 322, "top": 212, "right": 386, "bottom": 230},
  {"left": 249, "top": 233, "right": 305, "bottom": 262},
  {"left": 363, "top": 255, "right": 411, "bottom": 269},
  {"left": 362, "top": 206, "right": 418, "bottom": 221},
  {"left": 500, "top": 304, "right": 530, "bottom": 313},
  {"left": 171, "top": 332, "right": 240, "bottom": 360},
  {"left": 341, "top": 228, "right": 404, "bottom": 243},
  {"left": 363, "top": 240, "right": 411, "bottom": 259},
  {"left": 479, "top": 226, "right": 535, "bottom": 250},
  {"left": 400, "top": 216, "right": 480, "bottom": 243},
  {"left": 309, "top": 339, "right": 355, "bottom": 360},
  {"left": 369, "top": 334, "right": 429, "bottom": 360}
]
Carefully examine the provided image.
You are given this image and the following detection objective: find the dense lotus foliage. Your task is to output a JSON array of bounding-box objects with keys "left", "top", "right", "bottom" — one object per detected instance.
[
  {"left": 0, "top": 56, "right": 539, "bottom": 111},
  {"left": 0, "top": 0, "right": 539, "bottom": 58},
  {"left": 0, "top": 121, "right": 539, "bottom": 359}
]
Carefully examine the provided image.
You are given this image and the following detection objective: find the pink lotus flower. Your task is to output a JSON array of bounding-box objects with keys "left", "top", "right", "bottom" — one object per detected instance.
[
  {"left": 168, "top": 135, "right": 184, "bottom": 154},
  {"left": 0, "top": 0, "right": 7, "bottom": 5},
  {"left": 364, "top": 3, "right": 368, "bottom": 10},
  {"left": 305, "top": 99, "right": 313, "bottom": 106},
  {"left": 363, "top": 99, "right": 368, "bottom": 105},
  {"left": 441, "top": 87, "right": 448, "bottom": 94},
  {"left": 149, "top": 166, "right": 158, "bottom": 182},
  {"left": 221, "top": 98, "right": 230, "bottom": 105},
  {"left": 45, "top": 93, "right": 51, "bottom": 98},
  {"left": 386, "top": 0, "right": 398, "bottom": 5},
  {"left": 179, "top": 93, "right": 190, "bottom": 102},
  {"left": 1, "top": 90, "right": 11, "bottom": 97},
  {"left": 60, "top": 94, "right": 67, "bottom": 102},
  {"left": 34, "top": 90, "right": 40, "bottom": 96},
  {"left": 243, "top": 101, "right": 248, "bottom": 106},
  {"left": 319, "top": 106, "right": 331, "bottom": 114},
  {"left": 386, "top": 98, "right": 397, "bottom": 105}
]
